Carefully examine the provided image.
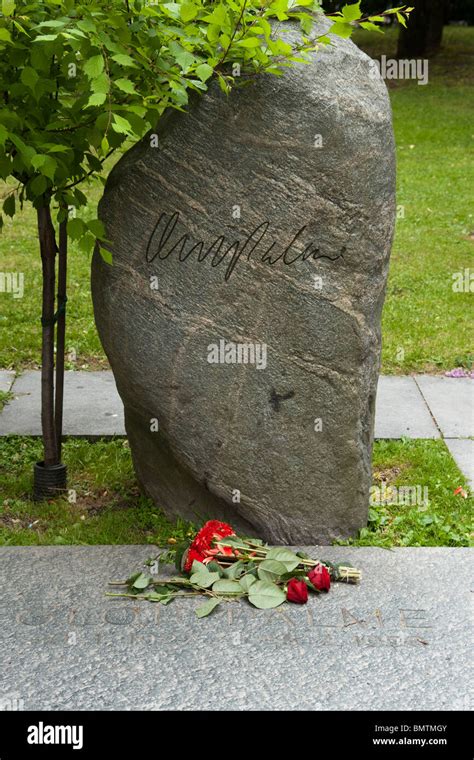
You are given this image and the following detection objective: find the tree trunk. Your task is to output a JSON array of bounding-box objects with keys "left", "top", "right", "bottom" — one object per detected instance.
[
  {"left": 426, "top": 0, "right": 446, "bottom": 54},
  {"left": 37, "top": 203, "right": 58, "bottom": 466},
  {"left": 397, "top": 0, "right": 447, "bottom": 58},
  {"left": 55, "top": 217, "right": 67, "bottom": 461}
]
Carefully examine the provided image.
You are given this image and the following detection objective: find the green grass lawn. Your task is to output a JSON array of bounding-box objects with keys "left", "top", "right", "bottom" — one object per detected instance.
[
  {"left": 0, "top": 27, "right": 473, "bottom": 373},
  {"left": 355, "top": 26, "right": 474, "bottom": 374},
  {"left": 0, "top": 437, "right": 471, "bottom": 547}
]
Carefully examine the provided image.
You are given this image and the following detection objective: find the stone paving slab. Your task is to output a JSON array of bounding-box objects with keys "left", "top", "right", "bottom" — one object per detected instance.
[
  {"left": 0, "top": 546, "right": 471, "bottom": 711},
  {"left": 415, "top": 375, "right": 474, "bottom": 439},
  {"left": 1, "top": 371, "right": 469, "bottom": 440},
  {"left": 445, "top": 439, "right": 474, "bottom": 488},
  {"left": 0, "top": 370, "right": 15, "bottom": 395},
  {"left": 374, "top": 376, "right": 439, "bottom": 439},
  {"left": 0, "top": 370, "right": 124, "bottom": 436}
]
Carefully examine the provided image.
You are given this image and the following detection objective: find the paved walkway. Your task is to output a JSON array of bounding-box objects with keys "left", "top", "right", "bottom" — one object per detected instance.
[{"left": 0, "top": 370, "right": 472, "bottom": 484}]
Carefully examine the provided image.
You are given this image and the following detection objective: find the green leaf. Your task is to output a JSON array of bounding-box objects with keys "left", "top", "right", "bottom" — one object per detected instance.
[
  {"left": 112, "top": 113, "right": 133, "bottom": 135},
  {"left": 359, "top": 21, "right": 383, "bottom": 33},
  {"left": 84, "top": 54, "right": 104, "bottom": 79},
  {"left": 328, "top": 21, "right": 353, "bottom": 39},
  {"left": 248, "top": 580, "right": 286, "bottom": 609},
  {"left": 212, "top": 579, "right": 243, "bottom": 594},
  {"left": 218, "top": 536, "right": 243, "bottom": 548},
  {"left": 30, "top": 174, "right": 48, "bottom": 195},
  {"left": 181, "top": 3, "right": 198, "bottom": 22},
  {"left": 67, "top": 217, "right": 87, "bottom": 240},
  {"left": 112, "top": 53, "right": 137, "bottom": 68},
  {"left": 265, "top": 548, "right": 300, "bottom": 571},
  {"left": 159, "top": 594, "right": 175, "bottom": 605},
  {"left": 396, "top": 12, "right": 407, "bottom": 28},
  {"left": 196, "top": 598, "right": 220, "bottom": 618},
  {"left": 0, "top": 27, "right": 12, "bottom": 43},
  {"left": 341, "top": 2, "right": 361, "bottom": 22},
  {"left": 87, "top": 219, "right": 105, "bottom": 238},
  {"left": 257, "top": 559, "right": 288, "bottom": 582},
  {"left": 20, "top": 67, "right": 39, "bottom": 90},
  {"left": 99, "top": 246, "right": 113, "bottom": 265},
  {"left": 114, "top": 78, "right": 137, "bottom": 94},
  {"left": 2, "top": 0, "right": 15, "bottom": 17},
  {"left": 132, "top": 572, "right": 151, "bottom": 589},
  {"left": 3, "top": 194, "right": 15, "bottom": 217},
  {"left": 223, "top": 560, "right": 246, "bottom": 579},
  {"left": 33, "top": 34, "right": 58, "bottom": 42},
  {"left": 239, "top": 574, "right": 256, "bottom": 592},
  {"left": 190, "top": 562, "right": 220, "bottom": 588},
  {"left": 174, "top": 49, "right": 195, "bottom": 71},
  {"left": 0, "top": 124, "right": 8, "bottom": 147},
  {"left": 205, "top": 560, "right": 224, "bottom": 576},
  {"left": 296, "top": 550, "right": 312, "bottom": 560},
  {"left": 195, "top": 63, "right": 213, "bottom": 82},
  {"left": 91, "top": 73, "right": 109, "bottom": 94},
  {"left": 86, "top": 92, "right": 107, "bottom": 108},
  {"left": 146, "top": 591, "right": 171, "bottom": 602},
  {"left": 31, "top": 154, "right": 57, "bottom": 180},
  {"left": 237, "top": 37, "right": 261, "bottom": 48}
]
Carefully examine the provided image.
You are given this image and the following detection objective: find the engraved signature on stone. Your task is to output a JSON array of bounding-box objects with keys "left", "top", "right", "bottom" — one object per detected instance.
[{"left": 145, "top": 211, "right": 345, "bottom": 283}]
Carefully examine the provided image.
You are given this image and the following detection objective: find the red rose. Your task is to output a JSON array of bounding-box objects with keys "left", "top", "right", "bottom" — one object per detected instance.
[
  {"left": 184, "top": 520, "right": 235, "bottom": 572},
  {"left": 286, "top": 578, "right": 308, "bottom": 604},
  {"left": 308, "top": 563, "right": 331, "bottom": 592}
]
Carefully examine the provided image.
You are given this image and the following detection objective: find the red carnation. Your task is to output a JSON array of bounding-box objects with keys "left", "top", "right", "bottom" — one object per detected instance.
[
  {"left": 184, "top": 547, "right": 206, "bottom": 571},
  {"left": 286, "top": 578, "right": 308, "bottom": 604},
  {"left": 308, "top": 563, "right": 331, "bottom": 592},
  {"left": 183, "top": 520, "right": 236, "bottom": 572}
]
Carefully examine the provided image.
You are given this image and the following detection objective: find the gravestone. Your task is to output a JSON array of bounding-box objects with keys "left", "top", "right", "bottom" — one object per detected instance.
[
  {"left": 0, "top": 546, "right": 471, "bottom": 710},
  {"left": 91, "top": 22, "right": 396, "bottom": 543}
]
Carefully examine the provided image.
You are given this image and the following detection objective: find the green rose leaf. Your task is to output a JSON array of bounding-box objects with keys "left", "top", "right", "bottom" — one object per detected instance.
[
  {"left": 190, "top": 562, "right": 220, "bottom": 588},
  {"left": 206, "top": 560, "right": 224, "bottom": 577},
  {"left": 159, "top": 594, "right": 175, "bottom": 605},
  {"left": 248, "top": 580, "right": 286, "bottom": 609},
  {"left": 146, "top": 591, "right": 170, "bottom": 602},
  {"left": 239, "top": 574, "right": 257, "bottom": 592},
  {"left": 265, "top": 548, "right": 300, "bottom": 572},
  {"left": 196, "top": 598, "right": 220, "bottom": 618},
  {"left": 132, "top": 572, "right": 151, "bottom": 589},
  {"left": 223, "top": 560, "right": 246, "bottom": 579},
  {"left": 212, "top": 579, "right": 243, "bottom": 594},
  {"left": 257, "top": 559, "right": 288, "bottom": 583},
  {"left": 218, "top": 536, "right": 242, "bottom": 548}
]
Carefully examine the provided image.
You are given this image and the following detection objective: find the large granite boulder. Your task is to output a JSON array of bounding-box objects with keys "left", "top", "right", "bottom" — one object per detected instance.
[{"left": 91, "top": 22, "right": 396, "bottom": 543}]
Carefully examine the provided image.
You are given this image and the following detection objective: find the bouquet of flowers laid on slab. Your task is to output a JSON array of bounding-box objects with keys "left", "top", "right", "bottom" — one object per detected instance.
[{"left": 107, "top": 521, "right": 361, "bottom": 618}]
